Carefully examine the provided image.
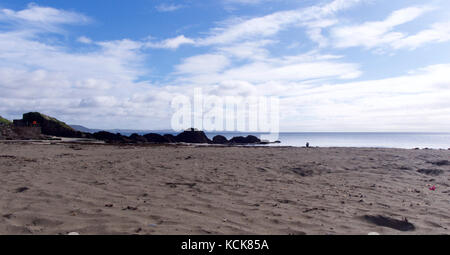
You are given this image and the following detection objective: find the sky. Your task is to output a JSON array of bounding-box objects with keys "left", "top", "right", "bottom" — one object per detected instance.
[{"left": 0, "top": 0, "right": 450, "bottom": 132}]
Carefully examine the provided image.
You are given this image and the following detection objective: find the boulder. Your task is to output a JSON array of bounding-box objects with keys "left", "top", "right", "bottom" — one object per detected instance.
[
  {"left": 245, "top": 135, "right": 261, "bottom": 143},
  {"left": 22, "top": 112, "right": 80, "bottom": 138},
  {"left": 93, "top": 131, "right": 129, "bottom": 143},
  {"left": 176, "top": 130, "right": 211, "bottom": 144},
  {"left": 212, "top": 135, "right": 228, "bottom": 144},
  {"left": 129, "top": 133, "right": 148, "bottom": 143},
  {"left": 163, "top": 134, "right": 177, "bottom": 143},
  {"left": 143, "top": 133, "right": 169, "bottom": 143},
  {"left": 229, "top": 136, "right": 247, "bottom": 144},
  {"left": 229, "top": 135, "right": 261, "bottom": 144}
]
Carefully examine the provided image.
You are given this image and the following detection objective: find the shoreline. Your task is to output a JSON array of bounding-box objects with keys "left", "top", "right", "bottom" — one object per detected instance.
[{"left": 1, "top": 138, "right": 449, "bottom": 150}]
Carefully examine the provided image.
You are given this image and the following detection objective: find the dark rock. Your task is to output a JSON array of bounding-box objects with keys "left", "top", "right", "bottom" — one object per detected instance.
[
  {"left": 229, "top": 136, "right": 247, "bottom": 144},
  {"left": 245, "top": 135, "right": 261, "bottom": 143},
  {"left": 93, "top": 131, "right": 129, "bottom": 143},
  {"left": 163, "top": 134, "right": 177, "bottom": 143},
  {"left": 428, "top": 160, "right": 450, "bottom": 166},
  {"left": 123, "top": 206, "right": 138, "bottom": 211},
  {"left": 22, "top": 112, "right": 80, "bottom": 138},
  {"left": 292, "top": 167, "right": 314, "bottom": 177},
  {"left": 175, "top": 130, "right": 211, "bottom": 144},
  {"left": 129, "top": 133, "right": 148, "bottom": 143},
  {"left": 212, "top": 135, "right": 228, "bottom": 144},
  {"left": 143, "top": 133, "right": 169, "bottom": 143},
  {"left": 229, "top": 135, "right": 261, "bottom": 144},
  {"left": 363, "top": 215, "right": 415, "bottom": 231},
  {"left": 418, "top": 169, "right": 444, "bottom": 176},
  {"left": 15, "top": 187, "right": 29, "bottom": 193}
]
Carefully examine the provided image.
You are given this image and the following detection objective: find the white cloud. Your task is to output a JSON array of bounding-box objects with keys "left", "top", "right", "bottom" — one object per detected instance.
[
  {"left": 217, "top": 40, "right": 273, "bottom": 60},
  {"left": 0, "top": 3, "right": 89, "bottom": 32},
  {"left": 331, "top": 5, "right": 443, "bottom": 50},
  {"left": 146, "top": 35, "right": 195, "bottom": 49},
  {"left": 277, "top": 64, "right": 450, "bottom": 131},
  {"left": 198, "top": 0, "right": 363, "bottom": 46},
  {"left": 175, "top": 54, "right": 231, "bottom": 74},
  {"left": 223, "top": 0, "right": 266, "bottom": 5},
  {"left": 155, "top": 3, "right": 184, "bottom": 12},
  {"left": 174, "top": 51, "right": 361, "bottom": 86},
  {"left": 77, "top": 36, "right": 93, "bottom": 44},
  {"left": 392, "top": 22, "right": 450, "bottom": 50},
  {"left": 0, "top": 3, "right": 89, "bottom": 24}
]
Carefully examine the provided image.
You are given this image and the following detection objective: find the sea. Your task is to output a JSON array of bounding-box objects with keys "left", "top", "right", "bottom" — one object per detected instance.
[{"left": 128, "top": 131, "right": 450, "bottom": 149}]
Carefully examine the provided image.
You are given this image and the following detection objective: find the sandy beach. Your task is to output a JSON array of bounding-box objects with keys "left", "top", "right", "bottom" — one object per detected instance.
[{"left": 0, "top": 142, "right": 449, "bottom": 235}]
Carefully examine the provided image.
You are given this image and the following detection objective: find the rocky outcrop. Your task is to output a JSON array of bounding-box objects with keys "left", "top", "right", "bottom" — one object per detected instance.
[
  {"left": 6, "top": 112, "right": 271, "bottom": 145},
  {"left": 212, "top": 135, "right": 228, "bottom": 144},
  {"left": 22, "top": 112, "right": 81, "bottom": 138},
  {"left": 176, "top": 130, "right": 211, "bottom": 144},
  {"left": 93, "top": 131, "right": 130, "bottom": 143},
  {"left": 0, "top": 124, "right": 43, "bottom": 140},
  {"left": 229, "top": 135, "right": 261, "bottom": 144},
  {"left": 129, "top": 133, "right": 148, "bottom": 143},
  {"left": 163, "top": 134, "right": 177, "bottom": 143},
  {"left": 244, "top": 135, "right": 261, "bottom": 143},
  {"left": 0, "top": 125, "right": 17, "bottom": 140},
  {"left": 143, "top": 133, "right": 169, "bottom": 144}
]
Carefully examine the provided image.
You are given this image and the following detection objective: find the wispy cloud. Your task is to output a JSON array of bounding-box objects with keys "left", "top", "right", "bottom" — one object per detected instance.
[
  {"left": 77, "top": 36, "right": 93, "bottom": 44},
  {"left": 146, "top": 35, "right": 195, "bottom": 49},
  {"left": 155, "top": 3, "right": 184, "bottom": 12},
  {"left": 197, "top": 0, "right": 363, "bottom": 46},
  {"left": 391, "top": 21, "right": 450, "bottom": 50},
  {"left": 223, "top": 0, "right": 267, "bottom": 5},
  {"left": 0, "top": 3, "right": 90, "bottom": 32},
  {"left": 330, "top": 5, "right": 449, "bottom": 51}
]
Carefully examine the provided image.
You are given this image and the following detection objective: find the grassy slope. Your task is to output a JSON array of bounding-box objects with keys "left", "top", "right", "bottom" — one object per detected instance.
[{"left": 0, "top": 116, "right": 11, "bottom": 125}]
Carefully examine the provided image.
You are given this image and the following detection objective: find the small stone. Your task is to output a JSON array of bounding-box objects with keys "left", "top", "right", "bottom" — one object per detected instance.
[{"left": 15, "top": 187, "right": 29, "bottom": 193}]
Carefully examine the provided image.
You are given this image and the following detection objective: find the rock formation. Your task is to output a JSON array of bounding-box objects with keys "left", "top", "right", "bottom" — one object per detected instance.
[
  {"left": 4, "top": 112, "right": 273, "bottom": 145},
  {"left": 93, "top": 131, "right": 130, "bottom": 143},
  {"left": 212, "top": 135, "right": 228, "bottom": 144},
  {"left": 229, "top": 135, "right": 261, "bottom": 144},
  {"left": 176, "top": 130, "right": 211, "bottom": 144},
  {"left": 163, "top": 134, "right": 177, "bottom": 143},
  {"left": 0, "top": 124, "right": 43, "bottom": 140},
  {"left": 22, "top": 112, "right": 83, "bottom": 138},
  {"left": 143, "top": 133, "right": 169, "bottom": 143},
  {"left": 129, "top": 133, "right": 148, "bottom": 143}
]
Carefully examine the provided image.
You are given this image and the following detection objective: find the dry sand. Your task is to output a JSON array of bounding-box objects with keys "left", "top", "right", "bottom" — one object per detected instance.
[{"left": 0, "top": 142, "right": 449, "bottom": 235}]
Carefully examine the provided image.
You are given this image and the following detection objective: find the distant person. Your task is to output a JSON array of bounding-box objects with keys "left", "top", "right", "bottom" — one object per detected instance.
[{"left": 306, "top": 142, "right": 310, "bottom": 148}]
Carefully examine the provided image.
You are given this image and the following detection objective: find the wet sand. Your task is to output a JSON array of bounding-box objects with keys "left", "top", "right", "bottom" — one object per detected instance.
[{"left": 0, "top": 142, "right": 449, "bottom": 235}]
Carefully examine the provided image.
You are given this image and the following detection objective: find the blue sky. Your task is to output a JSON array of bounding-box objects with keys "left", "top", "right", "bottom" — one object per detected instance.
[{"left": 1, "top": 0, "right": 450, "bottom": 131}]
